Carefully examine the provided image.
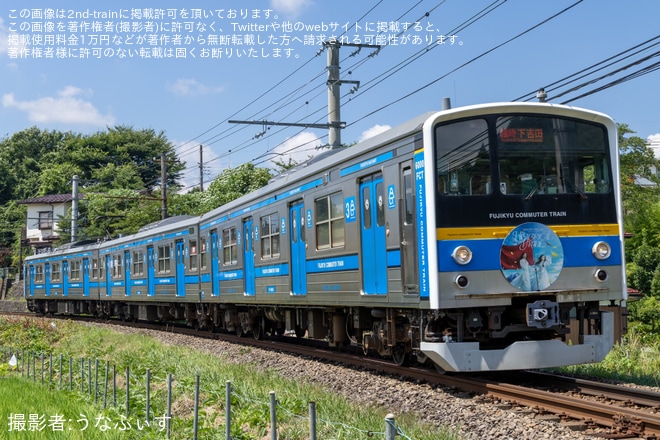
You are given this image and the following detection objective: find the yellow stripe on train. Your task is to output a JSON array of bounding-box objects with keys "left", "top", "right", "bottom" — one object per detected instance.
[{"left": 436, "top": 224, "right": 620, "bottom": 240}]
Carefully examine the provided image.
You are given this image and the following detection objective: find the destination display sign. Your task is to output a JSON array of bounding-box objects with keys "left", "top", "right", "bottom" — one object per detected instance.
[{"left": 499, "top": 127, "right": 544, "bottom": 143}]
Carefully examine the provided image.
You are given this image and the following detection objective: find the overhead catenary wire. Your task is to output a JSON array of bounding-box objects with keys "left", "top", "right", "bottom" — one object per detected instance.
[
  {"left": 514, "top": 35, "right": 660, "bottom": 102},
  {"left": 184, "top": 0, "right": 570, "bottom": 187},
  {"left": 346, "top": 0, "right": 584, "bottom": 127},
  {"left": 226, "top": 0, "right": 504, "bottom": 168},
  {"left": 181, "top": 0, "right": 657, "bottom": 192}
]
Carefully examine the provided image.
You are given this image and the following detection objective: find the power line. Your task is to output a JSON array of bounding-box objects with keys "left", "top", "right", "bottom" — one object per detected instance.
[
  {"left": 560, "top": 59, "right": 660, "bottom": 105},
  {"left": 514, "top": 35, "right": 660, "bottom": 102},
  {"left": 347, "top": 0, "right": 584, "bottom": 128}
]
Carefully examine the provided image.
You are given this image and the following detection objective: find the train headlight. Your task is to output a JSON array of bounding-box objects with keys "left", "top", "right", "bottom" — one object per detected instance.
[
  {"left": 455, "top": 275, "right": 469, "bottom": 288},
  {"left": 592, "top": 241, "right": 611, "bottom": 260},
  {"left": 452, "top": 246, "right": 473, "bottom": 265}
]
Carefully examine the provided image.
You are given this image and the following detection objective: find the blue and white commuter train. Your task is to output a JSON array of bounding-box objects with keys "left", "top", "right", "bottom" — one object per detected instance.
[{"left": 24, "top": 101, "right": 626, "bottom": 372}]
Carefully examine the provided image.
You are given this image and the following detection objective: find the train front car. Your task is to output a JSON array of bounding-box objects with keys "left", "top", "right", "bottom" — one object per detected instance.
[{"left": 417, "top": 102, "right": 626, "bottom": 372}]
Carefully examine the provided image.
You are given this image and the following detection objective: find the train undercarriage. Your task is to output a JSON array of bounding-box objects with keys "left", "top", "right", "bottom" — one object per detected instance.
[{"left": 26, "top": 296, "right": 623, "bottom": 372}]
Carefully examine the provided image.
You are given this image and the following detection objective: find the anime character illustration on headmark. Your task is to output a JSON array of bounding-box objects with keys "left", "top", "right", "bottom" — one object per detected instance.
[{"left": 500, "top": 222, "right": 564, "bottom": 291}]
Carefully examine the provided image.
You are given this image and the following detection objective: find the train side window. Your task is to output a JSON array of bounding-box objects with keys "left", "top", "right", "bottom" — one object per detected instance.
[
  {"left": 112, "top": 255, "right": 122, "bottom": 278},
  {"left": 52, "top": 263, "right": 61, "bottom": 281},
  {"left": 260, "top": 213, "right": 281, "bottom": 259},
  {"left": 375, "top": 181, "right": 385, "bottom": 227},
  {"left": 35, "top": 265, "right": 44, "bottom": 282},
  {"left": 133, "top": 250, "right": 144, "bottom": 276},
  {"left": 200, "top": 238, "right": 208, "bottom": 270},
  {"left": 403, "top": 168, "right": 414, "bottom": 225},
  {"left": 189, "top": 240, "right": 198, "bottom": 270},
  {"left": 362, "top": 186, "right": 371, "bottom": 229},
  {"left": 158, "top": 246, "right": 171, "bottom": 273},
  {"left": 315, "top": 192, "right": 345, "bottom": 250},
  {"left": 222, "top": 227, "right": 238, "bottom": 265},
  {"left": 91, "top": 259, "right": 99, "bottom": 279},
  {"left": 70, "top": 260, "right": 81, "bottom": 280}
]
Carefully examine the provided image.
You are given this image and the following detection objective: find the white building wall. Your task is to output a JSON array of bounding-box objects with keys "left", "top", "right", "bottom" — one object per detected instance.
[{"left": 25, "top": 203, "right": 70, "bottom": 241}]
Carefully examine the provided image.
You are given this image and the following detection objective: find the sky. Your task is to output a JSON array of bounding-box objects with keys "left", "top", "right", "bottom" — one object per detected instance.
[{"left": 1, "top": 0, "right": 659, "bottom": 192}]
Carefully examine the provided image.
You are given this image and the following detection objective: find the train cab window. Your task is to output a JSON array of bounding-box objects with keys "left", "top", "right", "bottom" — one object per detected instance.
[
  {"left": 261, "top": 213, "right": 281, "bottom": 259},
  {"left": 70, "top": 260, "right": 81, "bottom": 280},
  {"left": 315, "top": 192, "right": 345, "bottom": 250},
  {"left": 133, "top": 250, "right": 144, "bottom": 276},
  {"left": 189, "top": 240, "right": 198, "bottom": 270},
  {"left": 222, "top": 227, "right": 238, "bottom": 265},
  {"left": 496, "top": 115, "right": 611, "bottom": 196},
  {"left": 200, "top": 238, "right": 208, "bottom": 270},
  {"left": 112, "top": 255, "right": 123, "bottom": 278},
  {"left": 35, "top": 265, "right": 44, "bottom": 282},
  {"left": 52, "top": 263, "right": 61, "bottom": 281},
  {"left": 435, "top": 118, "right": 491, "bottom": 196},
  {"left": 158, "top": 245, "right": 171, "bottom": 273}
]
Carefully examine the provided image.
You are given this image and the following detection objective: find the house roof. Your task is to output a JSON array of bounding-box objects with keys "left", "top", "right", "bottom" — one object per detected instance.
[
  {"left": 18, "top": 194, "right": 79, "bottom": 204},
  {"left": 633, "top": 175, "right": 657, "bottom": 187}
]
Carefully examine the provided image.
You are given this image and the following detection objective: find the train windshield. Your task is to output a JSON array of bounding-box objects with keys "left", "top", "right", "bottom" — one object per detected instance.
[{"left": 435, "top": 114, "right": 611, "bottom": 197}]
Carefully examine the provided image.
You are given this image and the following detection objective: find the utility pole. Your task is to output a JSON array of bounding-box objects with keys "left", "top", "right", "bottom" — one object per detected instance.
[
  {"left": 199, "top": 144, "right": 204, "bottom": 191},
  {"left": 71, "top": 175, "right": 79, "bottom": 242},
  {"left": 326, "top": 40, "right": 342, "bottom": 149},
  {"left": 161, "top": 153, "right": 168, "bottom": 220},
  {"left": 230, "top": 40, "right": 378, "bottom": 150}
]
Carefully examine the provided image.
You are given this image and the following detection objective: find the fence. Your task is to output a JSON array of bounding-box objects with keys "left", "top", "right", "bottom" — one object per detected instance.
[{"left": 1, "top": 347, "right": 412, "bottom": 439}]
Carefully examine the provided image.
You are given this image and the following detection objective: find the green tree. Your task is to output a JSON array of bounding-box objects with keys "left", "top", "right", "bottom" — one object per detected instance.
[
  {"left": 0, "top": 126, "right": 185, "bottom": 250},
  {"left": 618, "top": 123, "right": 660, "bottom": 243},
  {"left": 205, "top": 163, "right": 272, "bottom": 210},
  {"left": 629, "top": 296, "right": 660, "bottom": 333},
  {"left": 0, "top": 127, "right": 74, "bottom": 202}
]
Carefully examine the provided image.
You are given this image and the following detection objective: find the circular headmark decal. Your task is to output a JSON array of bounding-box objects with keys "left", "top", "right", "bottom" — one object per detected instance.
[{"left": 500, "top": 222, "right": 564, "bottom": 291}]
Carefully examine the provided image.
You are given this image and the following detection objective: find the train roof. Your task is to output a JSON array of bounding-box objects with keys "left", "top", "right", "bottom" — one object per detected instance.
[
  {"left": 138, "top": 215, "right": 197, "bottom": 233},
  {"left": 200, "top": 110, "right": 436, "bottom": 222}
]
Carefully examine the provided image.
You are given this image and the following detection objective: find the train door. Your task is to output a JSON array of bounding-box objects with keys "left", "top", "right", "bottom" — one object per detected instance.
[
  {"left": 62, "top": 260, "right": 70, "bottom": 297},
  {"left": 290, "top": 201, "right": 307, "bottom": 295},
  {"left": 124, "top": 251, "right": 131, "bottom": 297},
  {"left": 400, "top": 165, "right": 419, "bottom": 295},
  {"left": 45, "top": 263, "right": 51, "bottom": 296},
  {"left": 83, "top": 258, "right": 90, "bottom": 297},
  {"left": 28, "top": 265, "right": 35, "bottom": 297},
  {"left": 243, "top": 218, "right": 256, "bottom": 296},
  {"left": 210, "top": 230, "right": 220, "bottom": 296},
  {"left": 105, "top": 255, "right": 112, "bottom": 297},
  {"left": 360, "top": 173, "right": 388, "bottom": 295},
  {"left": 147, "top": 246, "right": 155, "bottom": 297},
  {"left": 175, "top": 240, "right": 185, "bottom": 297}
]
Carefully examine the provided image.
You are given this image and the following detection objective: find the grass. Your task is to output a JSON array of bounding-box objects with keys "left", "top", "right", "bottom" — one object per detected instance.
[
  {"left": 552, "top": 330, "right": 660, "bottom": 387},
  {"left": 0, "top": 376, "right": 127, "bottom": 440},
  {"left": 4, "top": 315, "right": 657, "bottom": 439},
  {"left": 0, "top": 317, "right": 459, "bottom": 440}
]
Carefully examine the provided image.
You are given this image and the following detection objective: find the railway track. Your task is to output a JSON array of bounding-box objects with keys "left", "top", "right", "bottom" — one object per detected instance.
[{"left": 5, "top": 310, "right": 660, "bottom": 439}]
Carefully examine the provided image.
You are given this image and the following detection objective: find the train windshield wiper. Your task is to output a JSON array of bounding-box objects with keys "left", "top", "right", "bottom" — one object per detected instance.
[
  {"left": 524, "top": 185, "right": 538, "bottom": 201},
  {"left": 562, "top": 177, "right": 588, "bottom": 200}
]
